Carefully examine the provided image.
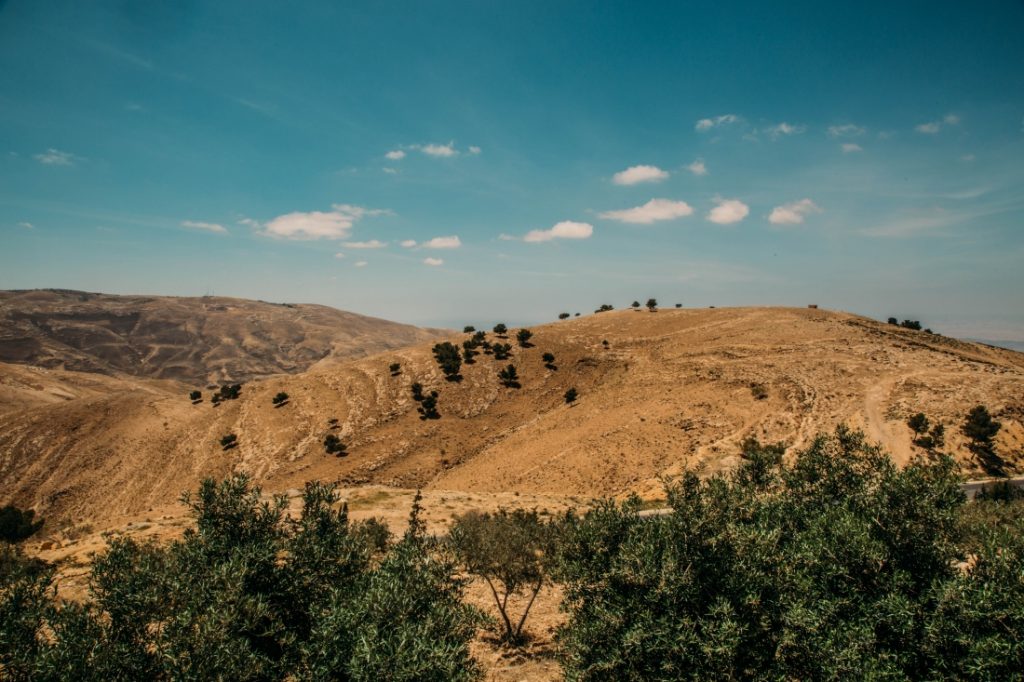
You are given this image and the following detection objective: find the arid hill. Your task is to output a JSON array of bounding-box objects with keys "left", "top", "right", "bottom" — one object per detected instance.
[
  {"left": 0, "top": 289, "right": 447, "bottom": 384},
  {"left": 2, "top": 306, "right": 1022, "bottom": 533}
]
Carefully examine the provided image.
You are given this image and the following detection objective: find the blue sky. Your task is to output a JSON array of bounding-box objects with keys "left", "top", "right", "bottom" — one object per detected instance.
[{"left": 2, "top": 1, "right": 1023, "bottom": 336}]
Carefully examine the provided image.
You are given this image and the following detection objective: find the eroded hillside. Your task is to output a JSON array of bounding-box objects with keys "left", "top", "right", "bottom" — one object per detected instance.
[
  {"left": 1, "top": 306, "right": 1022, "bottom": 530},
  {"left": 0, "top": 289, "right": 448, "bottom": 383}
]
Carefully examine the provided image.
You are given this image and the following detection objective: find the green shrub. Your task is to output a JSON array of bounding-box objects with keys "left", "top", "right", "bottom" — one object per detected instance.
[
  {"left": 558, "top": 313, "right": 571, "bottom": 320},
  {"left": 516, "top": 329, "right": 533, "bottom": 347},
  {"left": 188, "top": 390, "right": 201, "bottom": 402},
  {"left": 219, "top": 434, "right": 238, "bottom": 450},
  {"left": 388, "top": 362, "right": 401, "bottom": 376},
  {"left": 272, "top": 392, "right": 289, "bottom": 406},
  {"left": 432, "top": 342, "right": 463, "bottom": 381},
  {"left": 564, "top": 388, "right": 578, "bottom": 404},
  {"left": 555, "top": 428, "right": 1022, "bottom": 680},
  {"left": 498, "top": 365, "right": 520, "bottom": 389}
]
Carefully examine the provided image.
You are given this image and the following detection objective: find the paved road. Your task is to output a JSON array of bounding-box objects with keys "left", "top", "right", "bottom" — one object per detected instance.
[{"left": 636, "top": 476, "right": 1024, "bottom": 518}]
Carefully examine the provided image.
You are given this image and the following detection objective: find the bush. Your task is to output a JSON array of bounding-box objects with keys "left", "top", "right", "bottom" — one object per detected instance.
[
  {"left": 492, "top": 343, "right": 512, "bottom": 361},
  {"left": 324, "top": 434, "right": 347, "bottom": 456},
  {"left": 887, "top": 317, "right": 898, "bottom": 325},
  {"left": 901, "top": 319, "right": 922, "bottom": 331},
  {"left": 418, "top": 392, "right": 440, "bottom": 420},
  {"left": 675, "top": 303, "right": 682, "bottom": 308},
  {"left": 555, "top": 427, "right": 1022, "bottom": 680},
  {"left": 493, "top": 323, "right": 507, "bottom": 336},
  {"left": 646, "top": 298, "right": 657, "bottom": 312},
  {"left": 432, "top": 342, "right": 463, "bottom": 381},
  {"left": 0, "top": 506, "right": 43, "bottom": 543},
  {"left": 463, "top": 326, "right": 475, "bottom": 333},
  {"left": 595, "top": 304, "right": 614, "bottom": 313},
  {"left": 542, "top": 352, "right": 556, "bottom": 369},
  {"left": 631, "top": 301, "right": 640, "bottom": 309},
  {"left": 750, "top": 383, "right": 768, "bottom": 400},
  {"left": 218, "top": 384, "right": 242, "bottom": 401},
  {"left": 558, "top": 313, "right": 571, "bottom": 320},
  {"left": 219, "top": 434, "right": 237, "bottom": 450},
  {"left": 188, "top": 390, "right": 202, "bottom": 402},
  {"left": 389, "top": 362, "right": 401, "bottom": 376},
  {"left": 450, "top": 509, "right": 558, "bottom": 644},
  {"left": 908, "top": 412, "right": 929, "bottom": 436},
  {"left": 411, "top": 382, "right": 424, "bottom": 402},
  {"left": 0, "top": 477, "right": 483, "bottom": 680},
  {"left": 516, "top": 329, "right": 533, "bottom": 347},
  {"left": 564, "top": 388, "right": 578, "bottom": 404},
  {"left": 272, "top": 392, "right": 289, "bottom": 406},
  {"left": 498, "top": 365, "right": 520, "bottom": 389}
]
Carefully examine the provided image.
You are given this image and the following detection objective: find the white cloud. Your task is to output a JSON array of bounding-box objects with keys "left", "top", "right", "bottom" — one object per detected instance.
[
  {"left": 468, "top": 145, "right": 481, "bottom": 154},
  {"left": 181, "top": 220, "right": 228, "bottom": 234},
  {"left": 262, "top": 204, "right": 388, "bottom": 240},
  {"left": 599, "top": 198, "right": 694, "bottom": 224},
  {"left": 612, "top": 165, "right": 669, "bottom": 185},
  {"left": 841, "top": 143, "right": 863, "bottom": 153},
  {"left": 421, "top": 235, "right": 461, "bottom": 249},
  {"left": 695, "top": 114, "right": 739, "bottom": 132},
  {"left": 686, "top": 159, "right": 708, "bottom": 176},
  {"left": 765, "top": 122, "right": 805, "bottom": 139},
  {"left": 827, "top": 124, "right": 866, "bottom": 137},
  {"left": 237, "top": 217, "right": 260, "bottom": 228},
  {"left": 418, "top": 142, "right": 457, "bottom": 157},
  {"left": 961, "top": 154, "right": 976, "bottom": 162},
  {"left": 423, "top": 257, "right": 444, "bottom": 266},
  {"left": 944, "top": 114, "right": 960, "bottom": 125},
  {"left": 334, "top": 252, "right": 345, "bottom": 259},
  {"left": 523, "top": 221, "right": 594, "bottom": 243},
  {"left": 354, "top": 261, "right": 368, "bottom": 267},
  {"left": 342, "top": 239, "right": 388, "bottom": 249},
  {"left": 385, "top": 149, "right": 406, "bottom": 160},
  {"left": 400, "top": 239, "right": 417, "bottom": 248},
  {"left": 34, "top": 148, "right": 77, "bottom": 166},
  {"left": 706, "top": 199, "right": 749, "bottom": 225},
  {"left": 768, "top": 198, "right": 822, "bottom": 225},
  {"left": 383, "top": 167, "right": 398, "bottom": 174},
  {"left": 17, "top": 221, "right": 34, "bottom": 229},
  {"left": 915, "top": 122, "right": 941, "bottom": 134},
  {"left": 497, "top": 233, "right": 517, "bottom": 241}
]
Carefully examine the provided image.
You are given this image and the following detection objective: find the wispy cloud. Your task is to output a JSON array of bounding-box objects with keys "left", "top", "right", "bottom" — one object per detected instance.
[
  {"left": 17, "top": 221, "right": 34, "bottom": 229},
  {"left": 421, "top": 235, "right": 462, "bottom": 249},
  {"left": 915, "top": 114, "right": 960, "bottom": 134},
  {"left": 497, "top": 233, "right": 517, "bottom": 241},
  {"left": 523, "top": 221, "right": 594, "bottom": 243},
  {"left": 342, "top": 239, "right": 388, "bottom": 249},
  {"left": 334, "top": 252, "right": 345, "bottom": 259},
  {"left": 706, "top": 199, "right": 749, "bottom": 225},
  {"left": 261, "top": 204, "right": 389, "bottom": 240},
  {"left": 181, "top": 220, "right": 228, "bottom": 234},
  {"left": 468, "top": 145, "right": 482, "bottom": 155},
  {"left": 764, "top": 122, "right": 805, "bottom": 139},
  {"left": 423, "top": 257, "right": 444, "bottom": 266},
  {"left": 827, "top": 124, "right": 866, "bottom": 137},
  {"left": 34, "top": 148, "right": 78, "bottom": 166},
  {"left": 385, "top": 149, "right": 406, "bottom": 160},
  {"left": 768, "top": 199, "right": 822, "bottom": 225},
  {"left": 599, "top": 198, "right": 694, "bottom": 224},
  {"left": 841, "top": 143, "right": 863, "bottom": 153},
  {"left": 695, "top": 114, "right": 740, "bottom": 132},
  {"left": 686, "top": 159, "right": 708, "bottom": 176},
  {"left": 400, "top": 239, "right": 417, "bottom": 248},
  {"left": 354, "top": 261, "right": 368, "bottom": 267},
  {"left": 612, "top": 165, "right": 669, "bottom": 185}
]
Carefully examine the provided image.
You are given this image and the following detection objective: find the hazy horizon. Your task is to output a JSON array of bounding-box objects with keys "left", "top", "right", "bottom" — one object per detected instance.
[{"left": 2, "top": 1, "right": 1023, "bottom": 339}]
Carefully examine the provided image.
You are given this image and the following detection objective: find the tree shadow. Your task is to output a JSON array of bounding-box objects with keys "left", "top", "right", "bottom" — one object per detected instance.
[
  {"left": 544, "top": 364, "right": 558, "bottom": 371},
  {"left": 273, "top": 401, "right": 289, "bottom": 409},
  {"left": 971, "top": 443, "right": 1008, "bottom": 477}
]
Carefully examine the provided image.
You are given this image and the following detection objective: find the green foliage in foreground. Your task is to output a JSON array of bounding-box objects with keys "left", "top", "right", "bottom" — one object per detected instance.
[
  {"left": 556, "top": 427, "right": 1024, "bottom": 681},
  {"left": 0, "top": 478, "right": 482, "bottom": 681}
]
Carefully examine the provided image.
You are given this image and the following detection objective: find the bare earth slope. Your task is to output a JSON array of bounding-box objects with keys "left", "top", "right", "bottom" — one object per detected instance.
[
  {"left": 0, "top": 289, "right": 448, "bottom": 384},
  {"left": 2, "top": 307, "right": 1022, "bottom": 530}
]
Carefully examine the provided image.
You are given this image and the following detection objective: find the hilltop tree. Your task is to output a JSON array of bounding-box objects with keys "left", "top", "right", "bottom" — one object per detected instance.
[
  {"left": 901, "top": 320, "right": 922, "bottom": 331},
  {"left": 595, "top": 304, "right": 614, "bottom": 313},
  {"left": 189, "top": 390, "right": 202, "bottom": 403},
  {"left": 432, "top": 342, "right": 463, "bottom": 381},
  {"left": 498, "top": 365, "right": 520, "bottom": 388},
  {"left": 389, "top": 362, "right": 401, "bottom": 376},
  {"left": 888, "top": 317, "right": 898, "bottom": 325},
  {"left": 558, "top": 312, "right": 571, "bottom": 320},
  {"left": 418, "top": 392, "right": 440, "bottom": 420},
  {"left": 516, "top": 329, "right": 533, "bottom": 347},
  {"left": 631, "top": 301, "right": 641, "bottom": 310},
  {"left": 220, "top": 434, "right": 238, "bottom": 450},
  {"left": 564, "top": 388, "right": 578, "bottom": 404},
  {"left": 323, "top": 434, "right": 347, "bottom": 456},
  {"left": 675, "top": 303, "right": 682, "bottom": 308},
  {"left": 463, "top": 325, "right": 475, "bottom": 333},
  {"left": 646, "top": 298, "right": 657, "bottom": 312},
  {"left": 450, "top": 509, "right": 558, "bottom": 644},
  {"left": 492, "top": 343, "right": 513, "bottom": 361},
  {"left": 493, "top": 323, "right": 508, "bottom": 337},
  {"left": 272, "top": 392, "right": 289, "bottom": 407}
]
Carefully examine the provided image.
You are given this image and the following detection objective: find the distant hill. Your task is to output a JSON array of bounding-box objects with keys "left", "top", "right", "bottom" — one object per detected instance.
[
  {"left": 2, "top": 306, "right": 1022, "bottom": 529},
  {"left": 0, "top": 289, "right": 448, "bottom": 384}
]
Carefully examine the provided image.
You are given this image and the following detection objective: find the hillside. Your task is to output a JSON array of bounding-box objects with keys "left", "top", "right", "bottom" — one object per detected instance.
[
  {"left": 0, "top": 289, "right": 448, "bottom": 384},
  {"left": 2, "top": 306, "right": 1023, "bottom": 531}
]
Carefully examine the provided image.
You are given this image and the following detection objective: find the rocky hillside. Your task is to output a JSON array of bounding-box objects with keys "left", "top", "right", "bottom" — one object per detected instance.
[
  {"left": 0, "top": 289, "right": 448, "bottom": 384},
  {"left": 2, "top": 306, "right": 1022, "bottom": 530}
]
